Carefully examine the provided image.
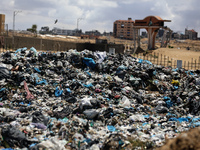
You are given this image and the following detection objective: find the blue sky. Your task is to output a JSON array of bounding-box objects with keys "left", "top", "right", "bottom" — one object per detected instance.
[{"left": 0, "top": 0, "right": 199, "bottom": 35}]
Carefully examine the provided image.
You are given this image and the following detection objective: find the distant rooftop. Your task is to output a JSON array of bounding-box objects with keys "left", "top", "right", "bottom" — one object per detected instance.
[
  {"left": 188, "top": 29, "right": 197, "bottom": 33},
  {"left": 115, "top": 18, "right": 134, "bottom": 22}
]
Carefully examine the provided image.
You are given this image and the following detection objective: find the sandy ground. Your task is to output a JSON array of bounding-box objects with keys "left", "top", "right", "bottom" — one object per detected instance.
[
  {"left": 107, "top": 36, "right": 200, "bottom": 63},
  {"left": 152, "top": 47, "right": 200, "bottom": 62}
]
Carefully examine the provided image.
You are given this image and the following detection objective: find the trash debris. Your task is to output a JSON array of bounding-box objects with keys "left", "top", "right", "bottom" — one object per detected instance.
[{"left": 0, "top": 47, "right": 199, "bottom": 149}]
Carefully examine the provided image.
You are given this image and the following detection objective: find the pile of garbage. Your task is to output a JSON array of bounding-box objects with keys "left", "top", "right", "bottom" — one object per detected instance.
[{"left": 0, "top": 47, "right": 199, "bottom": 150}]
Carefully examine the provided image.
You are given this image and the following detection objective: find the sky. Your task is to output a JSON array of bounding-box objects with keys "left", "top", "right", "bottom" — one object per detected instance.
[{"left": 0, "top": 0, "right": 200, "bottom": 35}]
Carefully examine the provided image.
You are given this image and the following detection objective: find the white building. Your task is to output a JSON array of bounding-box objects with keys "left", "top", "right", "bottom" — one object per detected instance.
[{"left": 52, "top": 27, "right": 77, "bottom": 36}]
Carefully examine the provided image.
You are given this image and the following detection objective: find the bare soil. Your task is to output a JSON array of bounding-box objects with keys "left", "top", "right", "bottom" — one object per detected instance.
[
  {"left": 140, "top": 39, "right": 200, "bottom": 63},
  {"left": 107, "top": 36, "right": 200, "bottom": 63},
  {"left": 152, "top": 47, "right": 200, "bottom": 63},
  {"left": 157, "top": 127, "right": 200, "bottom": 150}
]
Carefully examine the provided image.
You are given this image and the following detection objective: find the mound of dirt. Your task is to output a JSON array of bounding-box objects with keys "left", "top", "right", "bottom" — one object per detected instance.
[
  {"left": 135, "top": 46, "right": 145, "bottom": 54},
  {"left": 157, "top": 127, "right": 200, "bottom": 150}
]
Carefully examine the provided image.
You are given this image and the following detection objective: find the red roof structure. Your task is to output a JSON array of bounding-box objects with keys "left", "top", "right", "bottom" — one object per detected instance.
[
  {"left": 188, "top": 29, "right": 196, "bottom": 33},
  {"left": 133, "top": 16, "right": 171, "bottom": 50}
]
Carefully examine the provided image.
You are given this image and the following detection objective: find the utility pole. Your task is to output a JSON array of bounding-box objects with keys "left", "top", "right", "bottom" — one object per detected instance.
[
  {"left": 77, "top": 18, "right": 83, "bottom": 30},
  {"left": 12, "top": 10, "right": 21, "bottom": 50},
  {"left": 13, "top": 11, "right": 21, "bottom": 36},
  {"left": 6, "top": 24, "right": 8, "bottom": 37},
  {"left": 76, "top": 18, "right": 83, "bottom": 36}
]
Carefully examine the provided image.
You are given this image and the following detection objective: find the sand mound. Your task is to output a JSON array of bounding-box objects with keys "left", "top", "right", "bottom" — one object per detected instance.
[{"left": 158, "top": 127, "right": 200, "bottom": 150}]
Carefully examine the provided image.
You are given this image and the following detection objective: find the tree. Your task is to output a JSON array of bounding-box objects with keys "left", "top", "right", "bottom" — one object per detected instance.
[
  {"left": 32, "top": 24, "right": 37, "bottom": 33},
  {"left": 32, "top": 24, "right": 37, "bottom": 37},
  {"left": 27, "top": 24, "right": 37, "bottom": 37}
]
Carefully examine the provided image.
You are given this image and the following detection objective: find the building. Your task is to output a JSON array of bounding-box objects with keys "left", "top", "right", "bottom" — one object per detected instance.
[
  {"left": 85, "top": 30, "right": 101, "bottom": 36},
  {"left": 103, "top": 31, "right": 113, "bottom": 36},
  {"left": 141, "top": 31, "right": 147, "bottom": 38},
  {"left": 41, "top": 26, "right": 50, "bottom": 32},
  {"left": 185, "top": 28, "right": 198, "bottom": 40},
  {"left": 0, "top": 14, "right": 5, "bottom": 35},
  {"left": 52, "top": 27, "right": 74, "bottom": 35},
  {"left": 80, "top": 34, "right": 99, "bottom": 39},
  {"left": 113, "top": 18, "right": 134, "bottom": 40},
  {"left": 158, "top": 29, "right": 164, "bottom": 37},
  {"left": 52, "top": 27, "right": 82, "bottom": 36},
  {"left": 172, "top": 32, "right": 180, "bottom": 39},
  {"left": 180, "top": 34, "right": 189, "bottom": 40},
  {"left": 39, "top": 26, "right": 52, "bottom": 34}
]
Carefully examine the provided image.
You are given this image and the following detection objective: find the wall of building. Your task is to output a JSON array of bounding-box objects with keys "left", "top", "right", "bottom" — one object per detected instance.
[
  {"left": 113, "top": 18, "right": 134, "bottom": 40},
  {"left": 0, "top": 14, "right": 5, "bottom": 35},
  {"left": 185, "top": 29, "right": 198, "bottom": 40},
  {"left": 3, "top": 36, "right": 124, "bottom": 53}
]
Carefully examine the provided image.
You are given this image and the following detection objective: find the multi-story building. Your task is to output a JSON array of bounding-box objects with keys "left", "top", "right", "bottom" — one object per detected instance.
[
  {"left": 185, "top": 28, "right": 198, "bottom": 40},
  {"left": 0, "top": 14, "right": 5, "bottom": 35},
  {"left": 113, "top": 18, "right": 134, "bottom": 40}
]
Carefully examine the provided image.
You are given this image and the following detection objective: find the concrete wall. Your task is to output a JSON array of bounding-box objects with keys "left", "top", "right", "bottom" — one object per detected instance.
[
  {"left": 3, "top": 36, "right": 124, "bottom": 53},
  {"left": 76, "top": 43, "right": 124, "bottom": 53}
]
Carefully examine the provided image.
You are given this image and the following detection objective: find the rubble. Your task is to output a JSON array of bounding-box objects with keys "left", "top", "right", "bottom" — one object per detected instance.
[{"left": 0, "top": 48, "right": 199, "bottom": 149}]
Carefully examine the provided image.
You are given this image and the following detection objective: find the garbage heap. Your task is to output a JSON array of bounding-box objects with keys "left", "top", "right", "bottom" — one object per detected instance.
[{"left": 0, "top": 47, "right": 199, "bottom": 150}]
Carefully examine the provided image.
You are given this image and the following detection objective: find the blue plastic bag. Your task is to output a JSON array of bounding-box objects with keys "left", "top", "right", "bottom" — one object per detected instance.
[
  {"left": 107, "top": 125, "right": 116, "bottom": 132},
  {"left": 55, "top": 87, "right": 63, "bottom": 97},
  {"left": 83, "top": 57, "right": 96, "bottom": 69},
  {"left": 169, "top": 117, "right": 189, "bottom": 123},
  {"left": 34, "top": 67, "right": 41, "bottom": 73},
  {"left": 30, "top": 47, "right": 37, "bottom": 56},
  {"left": 166, "top": 100, "right": 173, "bottom": 108},
  {"left": 83, "top": 83, "right": 93, "bottom": 88}
]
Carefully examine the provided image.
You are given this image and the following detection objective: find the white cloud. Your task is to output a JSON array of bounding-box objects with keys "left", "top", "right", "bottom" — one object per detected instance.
[
  {"left": 0, "top": 0, "right": 200, "bottom": 34},
  {"left": 71, "top": 0, "right": 118, "bottom": 8},
  {"left": 120, "top": 0, "right": 151, "bottom": 4}
]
